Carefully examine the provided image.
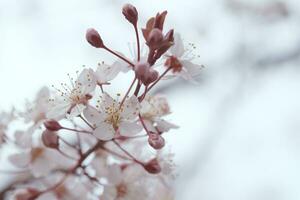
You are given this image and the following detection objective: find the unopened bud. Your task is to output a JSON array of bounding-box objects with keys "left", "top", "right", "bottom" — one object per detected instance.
[
  {"left": 42, "top": 130, "right": 59, "bottom": 149},
  {"left": 143, "top": 68, "right": 159, "bottom": 85},
  {"left": 143, "top": 158, "right": 161, "bottom": 174},
  {"left": 86, "top": 28, "right": 104, "bottom": 48},
  {"left": 147, "top": 28, "right": 163, "bottom": 49},
  {"left": 134, "top": 62, "right": 158, "bottom": 85},
  {"left": 44, "top": 120, "right": 62, "bottom": 131},
  {"left": 122, "top": 4, "right": 138, "bottom": 25},
  {"left": 148, "top": 133, "right": 165, "bottom": 149},
  {"left": 134, "top": 62, "right": 149, "bottom": 77},
  {"left": 165, "top": 29, "right": 174, "bottom": 43},
  {"left": 154, "top": 11, "right": 168, "bottom": 31}
]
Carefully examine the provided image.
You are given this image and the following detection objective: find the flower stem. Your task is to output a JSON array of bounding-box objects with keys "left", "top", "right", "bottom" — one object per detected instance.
[
  {"left": 103, "top": 46, "right": 134, "bottom": 67},
  {"left": 119, "top": 76, "right": 137, "bottom": 109},
  {"left": 134, "top": 25, "right": 141, "bottom": 61}
]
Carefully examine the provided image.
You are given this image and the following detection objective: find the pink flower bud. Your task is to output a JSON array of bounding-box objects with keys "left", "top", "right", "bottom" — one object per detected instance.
[
  {"left": 143, "top": 158, "right": 161, "bottom": 174},
  {"left": 86, "top": 28, "right": 104, "bottom": 48},
  {"left": 134, "top": 62, "right": 149, "bottom": 77},
  {"left": 147, "top": 28, "right": 163, "bottom": 49},
  {"left": 44, "top": 120, "right": 62, "bottom": 131},
  {"left": 143, "top": 68, "right": 159, "bottom": 85},
  {"left": 148, "top": 133, "right": 165, "bottom": 149},
  {"left": 122, "top": 4, "right": 138, "bottom": 25},
  {"left": 134, "top": 62, "right": 159, "bottom": 85},
  {"left": 15, "top": 188, "right": 40, "bottom": 200},
  {"left": 42, "top": 130, "right": 59, "bottom": 149}
]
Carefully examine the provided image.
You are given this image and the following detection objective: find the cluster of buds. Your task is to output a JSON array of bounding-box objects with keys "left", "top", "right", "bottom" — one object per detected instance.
[{"left": 0, "top": 3, "right": 202, "bottom": 200}]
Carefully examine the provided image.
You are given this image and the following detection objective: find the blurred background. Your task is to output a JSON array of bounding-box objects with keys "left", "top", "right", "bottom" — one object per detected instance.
[{"left": 1, "top": 0, "right": 300, "bottom": 199}]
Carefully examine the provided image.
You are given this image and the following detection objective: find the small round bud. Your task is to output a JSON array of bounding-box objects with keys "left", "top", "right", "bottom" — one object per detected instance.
[
  {"left": 44, "top": 120, "right": 62, "bottom": 131},
  {"left": 147, "top": 28, "right": 163, "bottom": 49},
  {"left": 143, "top": 69, "right": 159, "bottom": 85},
  {"left": 143, "top": 158, "right": 161, "bottom": 174},
  {"left": 86, "top": 28, "right": 104, "bottom": 48},
  {"left": 134, "top": 62, "right": 159, "bottom": 85},
  {"left": 134, "top": 62, "right": 149, "bottom": 77},
  {"left": 42, "top": 130, "right": 59, "bottom": 149},
  {"left": 122, "top": 4, "right": 138, "bottom": 25},
  {"left": 148, "top": 133, "right": 165, "bottom": 149}
]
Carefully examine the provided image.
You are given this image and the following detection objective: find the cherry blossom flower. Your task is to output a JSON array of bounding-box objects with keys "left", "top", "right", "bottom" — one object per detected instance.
[
  {"left": 165, "top": 33, "right": 203, "bottom": 82},
  {"left": 101, "top": 164, "right": 148, "bottom": 200},
  {"left": 9, "top": 143, "right": 73, "bottom": 177},
  {"left": 83, "top": 93, "right": 141, "bottom": 140},
  {"left": 21, "top": 87, "right": 50, "bottom": 125},
  {"left": 0, "top": 4, "right": 201, "bottom": 199},
  {"left": 140, "top": 95, "right": 178, "bottom": 133},
  {"left": 47, "top": 68, "right": 96, "bottom": 120},
  {"left": 157, "top": 149, "right": 177, "bottom": 180}
]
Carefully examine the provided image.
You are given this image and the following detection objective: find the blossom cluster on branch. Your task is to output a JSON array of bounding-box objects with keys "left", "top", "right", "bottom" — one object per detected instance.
[{"left": 0, "top": 4, "right": 202, "bottom": 200}]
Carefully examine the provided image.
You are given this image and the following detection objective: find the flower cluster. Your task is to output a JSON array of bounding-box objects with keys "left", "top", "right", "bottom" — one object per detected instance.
[{"left": 0, "top": 4, "right": 202, "bottom": 200}]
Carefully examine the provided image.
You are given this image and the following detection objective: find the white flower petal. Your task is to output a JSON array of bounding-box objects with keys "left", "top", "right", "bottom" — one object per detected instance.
[
  {"left": 14, "top": 131, "right": 32, "bottom": 148},
  {"left": 107, "top": 164, "right": 123, "bottom": 185},
  {"left": 143, "top": 119, "right": 157, "bottom": 132},
  {"left": 9, "top": 152, "right": 31, "bottom": 168},
  {"left": 102, "top": 186, "right": 117, "bottom": 200},
  {"left": 170, "top": 33, "right": 185, "bottom": 57},
  {"left": 119, "top": 121, "right": 142, "bottom": 137},
  {"left": 83, "top": 106, "right": 105, "bottom": 127},
  {"left": 93, "top": 122, "right": 115, "bottom": 140},
  {"left": 46, "top": 100, "right": 70, "bottom": 120},
  {"left": 181, "top": 60, "right": 202, "bottom": 77},
  {"left": 100, "top": 93, "right": 116, "bottom": 111},
  {"left": 123, "top": 164, "right": 144, "bottom": 183},
  {"left": 156, "top": 119, "right": 179, "bottom": 132},
  {"left": 67, "top": 104, "right": 86, "bottom": 119},
  {"left": 112, "top": 52, "right": 131, "bottom": 73},
  {"left": 121, "top": 96, "right": 139, "bottom": 121},
  {"left": 95, "top": 63, "right": 121, "bottom": 83},
  {"left": 76, "top": 68, "right": 96, "bottom": 94},
  {"left": 31, "top": 157, "right": 53, "bottom": 177}
]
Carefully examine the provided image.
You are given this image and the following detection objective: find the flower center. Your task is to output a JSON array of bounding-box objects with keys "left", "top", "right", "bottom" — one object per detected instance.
[
  {"left": 104, "top": 104, "right": 123, "bottom": 130},
  {"left": 30, "top": 147, "right": 44, "bottom": 162},
  {"left": 116, "top": 183, "right": 127, "bottom": 198},
  {"left": 165, "top": 56, "right": 183, "bottom": 73}
]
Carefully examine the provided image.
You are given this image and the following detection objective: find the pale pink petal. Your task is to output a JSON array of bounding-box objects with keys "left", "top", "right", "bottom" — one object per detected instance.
[
  {"left": 46, "top": 100, "right": 70, "bottom": 120},
  {"left": 31, "top": 157, "right": 54, "bottom": 177},
  {"left": 93, "top": 122, "right": 115, "bottom": 140},
  {"left": 77, "top": 68, "right": 96, "bottom": 94},
  {"left": 143, "top": 119, "right": 157, "bottom": 132},
  {"left": 181, "top": 60, "right": 202, "bottom": 77},
  {"left": 83, "top": 106, "right": 105, "bottom": 127},
  {"left": 14, "top": 131, "right": 32, "bottom": 148},
  {"left": 100, "top": 93, "right": 116, "bottom": 111},
  {"left": 102, "top": 186, "right": 117, "bottom": 200},
  {"left": 123, "top": 164, "right": 144, "bottom": 183},
  {"left": 156, "top": 119, "right": 179, "bottom": 132},
  {"left": 67, "top": 104, "right": 86, "bottom": 118},
  {"left": 119, "top": 121, "right": 142, "bottom": 137},
  {"left": 170, "top": 33, "right": 185, "bottom": 57},
  {"left": 112, "top": 52, "right": 131, "bottom": 73},
  {"left": 107, "top": 164, "right": 122, "bottom": 185},
  {"left": 95, "top": 63, "right": 121, "bottom": 83},
  {"left": 9, "top": 152, "right": 31, "bottom": 168},
  {"left": 120, "top": 96, "right": 139, "bottom": 121}
]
